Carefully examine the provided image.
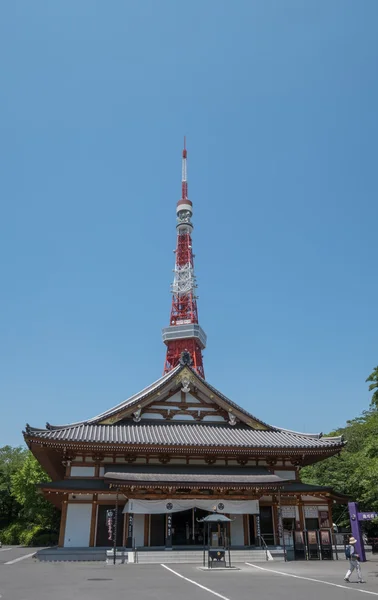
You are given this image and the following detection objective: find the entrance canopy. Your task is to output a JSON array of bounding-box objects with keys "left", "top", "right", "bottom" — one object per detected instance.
[
  {"left": 105, "top": 465, "right": 288, "bottom": 490},
  {"left": 122, "top": 498, "right": 259, "bottom": 514}
]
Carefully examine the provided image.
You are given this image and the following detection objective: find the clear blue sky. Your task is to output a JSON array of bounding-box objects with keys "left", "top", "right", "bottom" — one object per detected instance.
[{"left": 0, "top": 1, "right": 377, "bottom": 447}]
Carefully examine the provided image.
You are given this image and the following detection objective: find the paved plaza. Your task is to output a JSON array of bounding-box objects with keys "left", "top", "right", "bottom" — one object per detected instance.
[{"left": 1, "top": 547, "right": 378, "bottom": 600}]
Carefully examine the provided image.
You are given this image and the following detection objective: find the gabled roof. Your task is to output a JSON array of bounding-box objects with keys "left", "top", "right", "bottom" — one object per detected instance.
[
  {"left": 86, "top": 365, "right": 183, "bottom": 425},
  {"left": 87, "top": 364, "right": 274, "bottom": 429},
  {"left": 27, "top": 364, "right": 274, "bottom": 432},
  {"left": 24, "top": 364, "right": 344, "bottom": 453},
  {"left": 39, "top": 365, "right": 182, "bottom": 431}
]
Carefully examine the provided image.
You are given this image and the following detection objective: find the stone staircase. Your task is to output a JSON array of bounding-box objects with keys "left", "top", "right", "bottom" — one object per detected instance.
[
  {"left": 37, "top": 547, "right": 108, "bottom": 562},
  {"left": 36, "top": 546, "right": 283, "bottom": 563},
  {"left": 133, "top": 548, "right": 270, "bottom": 564}
]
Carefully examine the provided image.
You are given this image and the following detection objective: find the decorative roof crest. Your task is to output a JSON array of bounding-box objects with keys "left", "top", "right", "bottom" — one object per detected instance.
[{"left": 133, "top": 407, "right": 142, "bottom": 423}]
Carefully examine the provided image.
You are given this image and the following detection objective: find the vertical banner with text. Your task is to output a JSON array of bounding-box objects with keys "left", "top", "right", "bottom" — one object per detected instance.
[
  {"left": 106, "top": 509, "right": 115, "bottom": 542},
  {"left": 166, "top": 513, "right": 173, "bottom": 548},
  {"left": 126, "top": 513, "right": 134, "bottom": 548}
]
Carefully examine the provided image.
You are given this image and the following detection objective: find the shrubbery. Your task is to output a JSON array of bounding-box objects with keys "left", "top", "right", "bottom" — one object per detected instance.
[
  {"left": 19, "top": 524, "right": 44, "bottom": 546},
  {"left": 0, "top": 522, "right": 25, "bottom": 545},
  {"left": 0, "top": 447, "right": 59, "bottom": 547},
  {"left": 0, "top": 522, "right": 58, "bottom": 546}
]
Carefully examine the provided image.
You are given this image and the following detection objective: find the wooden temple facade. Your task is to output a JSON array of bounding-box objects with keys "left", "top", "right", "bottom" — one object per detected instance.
[{"left": 24, "top": 359, "right": 345, "bottom": 549}]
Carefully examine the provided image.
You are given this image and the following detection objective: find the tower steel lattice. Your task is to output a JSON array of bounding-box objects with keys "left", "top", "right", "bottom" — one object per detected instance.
[{"left": 162, "top": 140, "right": 206, "bottom": 377}]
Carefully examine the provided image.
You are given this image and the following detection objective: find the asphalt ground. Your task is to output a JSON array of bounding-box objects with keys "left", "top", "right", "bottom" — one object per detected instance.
[
  {"left": 1, "top": 548, "right": 378, "bottom": 600},
  {"left": 0, "top": 546, "right": 40, "bottom": 566}
]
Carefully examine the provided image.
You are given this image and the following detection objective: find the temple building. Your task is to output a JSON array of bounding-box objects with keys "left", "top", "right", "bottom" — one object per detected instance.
[{"left": 24, "top": 143, "right": 345, "bottom": 552}]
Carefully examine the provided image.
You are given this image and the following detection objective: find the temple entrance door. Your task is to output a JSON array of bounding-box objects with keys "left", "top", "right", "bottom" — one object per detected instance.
[
  {"left": 150, "top": 514, "right": 165, "bottom": 547},
  {"left": 172, "top": 509, "right": 193, "bottom": 546},
  {"left": 194, "top": 508, "right": 210, "bottom": 545},
  {"left": 260, "top": 506, "right": 274, "bottom": 546}
]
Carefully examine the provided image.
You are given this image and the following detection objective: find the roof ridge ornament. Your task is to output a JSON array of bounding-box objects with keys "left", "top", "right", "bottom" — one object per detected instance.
[
  {"left": 181, "top": 377, "right": 191, "bottom": 393},
  {"left": 228, "top": 410, "right": 237, "bottom": 426},
  {"left": 133, "top": 407, "right": 142, "bottom": 423}
]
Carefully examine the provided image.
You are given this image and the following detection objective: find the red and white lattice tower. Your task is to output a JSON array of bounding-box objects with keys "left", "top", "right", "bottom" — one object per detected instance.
[{"left": 162, "top": 140, "right": 206, "bottom": 377}]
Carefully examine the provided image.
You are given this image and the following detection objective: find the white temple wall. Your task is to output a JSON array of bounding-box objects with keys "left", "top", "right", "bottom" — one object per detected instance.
[
  {"left": 70, "top": 466, "right": 95, "bottom": 477},
  {"left": 64, "top": 504, "right": 92, "bottom": 547},
  {"left": 230, "top": 514, "right": 244, "bottom": 546},
  {"left": 133, "top": 514, "right": 145, "bottom": 547}
]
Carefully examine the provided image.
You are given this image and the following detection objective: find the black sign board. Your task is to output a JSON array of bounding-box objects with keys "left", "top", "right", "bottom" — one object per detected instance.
[
  {"left": 293, "top": 530, "right": 306, "bottom": 561},
  {"left": 306, "top": 530, "right": 320, "bottom": 560},
  {"left": 106, "top": 509, "right": 115, "bottom": 542},
  {"left": 166, "top": 513, "right": 173, "bottom": 549},
  {"left": 319, "top": 529, "right": 333, "bottom": 560},
  {"left": 255, "top": 515, "right": 261, "bottom": 546},
  {"left": 126, "top": 513, "right": 134, "bottom": 548}
]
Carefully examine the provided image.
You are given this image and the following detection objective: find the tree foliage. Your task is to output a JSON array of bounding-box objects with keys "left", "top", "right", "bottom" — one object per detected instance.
[
  {"left": 0, "top": 447, "right": 59, "bottom": 545},
  {"left": 11, "top": 453, "right": 59, "bottom": 530},
  {"left": 366, "top": 366, "right": 378, "bottom": 408},
  {"left": 0, "top": 446, "right": 27, "bottom": 529},
  {"left": 301, "top": 408, "right": 378, "bottom": 528}
]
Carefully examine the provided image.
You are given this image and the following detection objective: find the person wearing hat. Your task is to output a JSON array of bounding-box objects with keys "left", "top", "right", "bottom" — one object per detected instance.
[{"left": 344, "top": 536, "right": 363, "bottom": 583}]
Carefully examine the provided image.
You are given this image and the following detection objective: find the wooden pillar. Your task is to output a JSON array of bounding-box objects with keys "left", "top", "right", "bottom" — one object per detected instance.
[
  {"left": 298, "top": 500, "right": 305, "bottom": 530},
  {"left": 58, "top": 496, "right": 68, "bottom": 547},
  {"left": 243, "top": 514, "right": 249, "bottom": 546},
  {"left": 144, "top": 514, "right": 149, "bottom": 547},
  {"left": 89, "top": 497, "right": 97, "bottom": 547},
  {"left": 328, "top": 500, "right": 333, "bottom": 529},
  {"left": 272, "top": 502, "right": 279, "bottom": 545}
]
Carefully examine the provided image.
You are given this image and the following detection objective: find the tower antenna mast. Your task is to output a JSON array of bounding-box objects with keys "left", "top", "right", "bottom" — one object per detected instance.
[{"left": 162, "top": 139, "right": 206, "bottom": 376}]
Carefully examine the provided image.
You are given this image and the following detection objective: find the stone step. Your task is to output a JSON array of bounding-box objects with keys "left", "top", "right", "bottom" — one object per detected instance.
[
  {"left": 36, "top": 546, "right": 277, "bottom": 563},
  {"left": 37, "top": 547, "right": 108, "bottom": 562},
  {"left": 133, "top": 550, "right": 269, "bottom": 564}
]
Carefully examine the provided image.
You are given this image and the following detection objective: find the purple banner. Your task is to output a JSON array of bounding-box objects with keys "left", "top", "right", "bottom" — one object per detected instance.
[
  {"left": 106, "top": 509, "right": 115, "bottom": 542},
  {"left": 358, "top": 512, "right": 378, "bottom": 521},
  {"left": 348, "top": 502, "right": 366, "bottom": 562}
]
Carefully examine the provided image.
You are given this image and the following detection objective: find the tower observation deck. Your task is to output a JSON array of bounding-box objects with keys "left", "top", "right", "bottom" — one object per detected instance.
[{"left": 162, "top": 140, "right": 206, "bottom": 377}]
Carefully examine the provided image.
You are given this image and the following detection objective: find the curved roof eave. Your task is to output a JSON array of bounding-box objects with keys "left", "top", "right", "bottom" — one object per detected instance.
[
  {"left": 23, "top": 366, "right": 342, "bottom": 445},
  {"left": 25, "top": 365, "right": 182, "bottom": 432},
  {"left": 85, "top": 365, "right": 182, "bottom": 424}
]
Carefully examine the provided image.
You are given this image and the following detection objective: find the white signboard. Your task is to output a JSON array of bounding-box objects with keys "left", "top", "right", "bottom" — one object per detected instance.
[
  {"left": 304, "top": 506, "right": 319, "bottom": 519},
  {"left": 124, "top": 498, "right": 260, "bottom": 515},
  {"left": 281, "top": 506, "right": 296, "bottom": 518}
]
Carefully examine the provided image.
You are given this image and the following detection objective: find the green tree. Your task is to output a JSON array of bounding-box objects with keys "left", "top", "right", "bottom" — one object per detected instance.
[
  {"left": 0, "top": 446, "right": 27, "bottom": 528},
  {"left": 11, "top": 453, "right": 59, "bottom": 531},
  {"left": 367, "top": 366, "right": 378, "bottom": 407},
  {"left": 301, "top": 408, "right": 378, "bottom": 529}
]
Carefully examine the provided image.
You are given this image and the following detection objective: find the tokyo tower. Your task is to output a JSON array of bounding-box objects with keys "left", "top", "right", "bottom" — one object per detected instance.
[{"left": 162, "top": 140, "right": 207, "bottom": 377}]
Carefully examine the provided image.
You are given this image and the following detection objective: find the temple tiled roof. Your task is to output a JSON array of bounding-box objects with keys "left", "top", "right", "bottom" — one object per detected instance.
[
  {"left": 25, "top": 422, "right": 343, "bottom": 449},
  {"left": 34, "top": 364, "right": 273, "bottom": 431},
  {"left": 85, "top": 365, "right": 182, "bottom": 425},
  {"left": 104, "top": 466, "right": 287, "bottom": 487},
  {"left": 37, "top": 477, "right": 348, "bottom": 501}
]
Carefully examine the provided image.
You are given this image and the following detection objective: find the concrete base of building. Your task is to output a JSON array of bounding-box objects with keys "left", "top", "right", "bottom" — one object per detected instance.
[{"left": 36, "top": 547, "right": 109, "bottom": 562}]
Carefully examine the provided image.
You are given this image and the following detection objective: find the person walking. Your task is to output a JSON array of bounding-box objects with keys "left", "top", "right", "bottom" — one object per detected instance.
[{"left": 344, "top": 536, "right": 364, "bottom": 583}]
